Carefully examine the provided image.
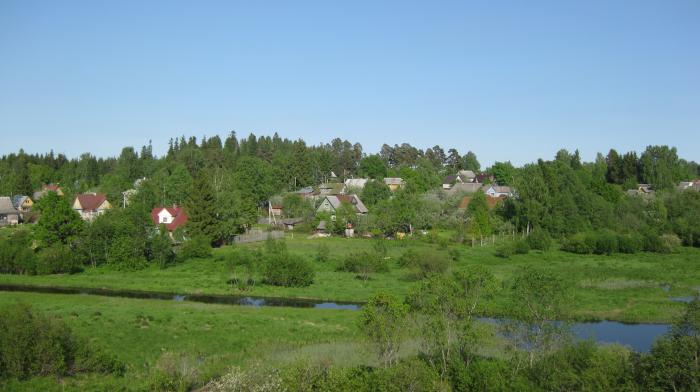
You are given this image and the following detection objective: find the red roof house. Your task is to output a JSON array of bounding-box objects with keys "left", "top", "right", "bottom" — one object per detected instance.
[
  {"left": 72, "top": 193, "right": 111, "bottom": 221},
  {"left": 151, "top": 206, "right": 188, "bottom": 232}
]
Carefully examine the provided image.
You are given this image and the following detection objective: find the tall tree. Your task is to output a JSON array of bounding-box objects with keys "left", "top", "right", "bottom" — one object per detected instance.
[{"left": 184, "top": 175, "right": 221, "bottom": 245}]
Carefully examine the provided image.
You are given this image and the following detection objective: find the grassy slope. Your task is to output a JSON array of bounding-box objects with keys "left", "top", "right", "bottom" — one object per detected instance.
[
  {"left": 1, "top": 235, "right": 698, "bottom": 322},
  {"left": 0, "top": 291, "right": 361, "bottom": 391}
]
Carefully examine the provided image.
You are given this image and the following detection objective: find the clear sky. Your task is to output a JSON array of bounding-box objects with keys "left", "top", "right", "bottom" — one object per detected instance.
[{"left": 1, "top": 0, "right": 698, "bottom": 166}]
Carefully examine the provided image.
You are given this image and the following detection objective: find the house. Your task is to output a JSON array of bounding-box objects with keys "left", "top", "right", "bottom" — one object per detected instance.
[
  {"left": 33, "top": 184, "right": 64, "bottom": 200},
  {"left": 344, "top": 178, "right": 369, "bottom": 191},
  {"left": 678, "top": 180, "right": 700, "bottom": 192},
  {"left": 443, "top": 170, "right": 479, "bottom": 189},
  {"left": 626, "top": 184, "right": 655, "bottom": 198},
  {"left": 11, "top": 195, "right": 33, "bottom": 212},
  {"left": 483, "top": 185, "right": 513, "bottom": 198},
  {"left": 0, "top": 197, "right": 20, "bottom": 226},
  {"left": 295, "top": 186, "right": 315, "bottom": 199},
  {"left": 316, "top": 194, "right": 368, "bottom": 216},
  {"left": 151, "top": 206, "right": 188, "bottom": 232},
  {"left": 474, "top": 173, "right": 493, "bottom": 184},
  {"left": 383, "top": 178, "right": 405, "bottom": 192},
  {"left": 73, "top": 193, "right": 112, "bottom": 221}
]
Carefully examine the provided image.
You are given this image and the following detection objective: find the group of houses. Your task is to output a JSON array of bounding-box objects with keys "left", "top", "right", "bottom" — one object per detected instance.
[{"left": 0, "top": 184, "right": 189, "bottom": 236}]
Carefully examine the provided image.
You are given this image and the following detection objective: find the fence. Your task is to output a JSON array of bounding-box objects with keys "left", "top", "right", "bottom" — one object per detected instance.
[{"left": 233, "top": 230, "right": 285, "bottom": 244}]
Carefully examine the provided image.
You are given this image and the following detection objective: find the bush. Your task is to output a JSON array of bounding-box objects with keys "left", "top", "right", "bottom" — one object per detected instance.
[
  {"left": 561, "top": 233, "right": 594, "bottom": 254},
  {"left": 514, "top": 240, "right": 530, "bottom": 255},
  {"left": 263, "top": 253, "right": 314, "bottom": 287},
  {"left": 527, "top": 230, "right": 552, "bottom": 251},
  {"left": 315, "top": 243, "right": 330, "bottom": 263},
  {"left": 0, "top": 231, "right": 36, "bottom": 275},
  {"left": 396, "top": 249, "right": 449, "bottom": 279},
  {"left": 107, "top": 236, "right": 147, "bottom": 270},
  {"left": 495, "top": 242, "right": 515, "bottom": 258},
  {"left": 660, "top": 234, "right": 681, "bottom": 253},
  {"left": 340, "top": 251, "right": 389, "bottom": 281},
  {"left": 0, "top": 304, "right": 124, "bottom": 380},
  {"left": 177, "top": 234, "right": 212, "bottom": 261},
  {"left": 35, "top": 244, "right": 82, "bottom": 275},
  {"left": 617, "top": 233, "right": 644, "bottom": 254},
  {"left": 593, "top": 230, "right": 618, "bottom": 255}
]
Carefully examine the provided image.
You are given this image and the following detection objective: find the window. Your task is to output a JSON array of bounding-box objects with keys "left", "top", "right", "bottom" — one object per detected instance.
[{"left": 161, "top": 216, "right": 169, "bottom": 223}]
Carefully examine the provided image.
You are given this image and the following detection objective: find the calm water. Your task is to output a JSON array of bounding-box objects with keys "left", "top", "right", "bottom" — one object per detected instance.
[
  {"left": 0, "top": 283, "right": 362, "bottom": 310},
  {"left": 0, "top": 283, "right": 670, "bottom": 351}
]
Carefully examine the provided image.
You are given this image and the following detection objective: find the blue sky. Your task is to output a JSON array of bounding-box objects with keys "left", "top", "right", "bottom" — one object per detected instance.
[{"left": 1, "top": 0, "right": 698, "bottom": 166}]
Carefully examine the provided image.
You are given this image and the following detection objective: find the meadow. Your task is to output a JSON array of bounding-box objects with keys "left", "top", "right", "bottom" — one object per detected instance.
[{"left": 1, "top": 234, "right": 698, "bottom": 323}]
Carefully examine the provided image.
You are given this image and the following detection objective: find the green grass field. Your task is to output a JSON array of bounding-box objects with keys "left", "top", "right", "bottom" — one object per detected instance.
[
  {"left": 0, "top": 291, "right": 364, "bottom": 391},
  {"left": 1, "top": 235, "right": 698, "bottom": 323}
]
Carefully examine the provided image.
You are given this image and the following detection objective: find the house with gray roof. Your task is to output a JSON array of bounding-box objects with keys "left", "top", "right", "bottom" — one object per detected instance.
[
  {"left": 316, "top": 194, "right": 368, "bottom": 215},
  {"left": 0, "top": 197, "right": 20, "bottom": 226}
]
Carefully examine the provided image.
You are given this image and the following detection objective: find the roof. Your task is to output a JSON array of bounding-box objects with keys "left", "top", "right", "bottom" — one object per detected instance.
[
  {"left": 486, "top": 185, "right": 513, "bottom": 194},
  {"left": 151, "top": 206, "right": 188, "bottom": 232},
  {"left": 458, "top": 170, "right": 476, "bottom": 179},
  {"left": 0, "top": 197, "right": 19, "bottom": 215},
  {"left": 75, "top": 193, "right": 108, "bottom": 212},
  {"left": 11, "top": 195, "right": 30, "bottom": 209},
  {"left": 383, "top": 177, "right": 404, "bottom": 185},
  {"left": 43, "top": 184, "right": 62, "bottom": 192},
  {"left": 295, "top": 186, "right": 314, "bottom": 194},
  {"left": 474, "top": 173, "right": 491, "bottom": 183},
  {"left": 322, "top": 194, "right": 368, "bottom": 214},
  {"left": 442, "top": 175, "right": 458, "bottom": 184},
  {"left": 344, "top": 178, "right": 369, "bottom": 188}
]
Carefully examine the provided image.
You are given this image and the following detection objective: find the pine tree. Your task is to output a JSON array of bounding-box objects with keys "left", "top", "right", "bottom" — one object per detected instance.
[{"left": 184, "top": 175, "right": 221, "bottom": 245}]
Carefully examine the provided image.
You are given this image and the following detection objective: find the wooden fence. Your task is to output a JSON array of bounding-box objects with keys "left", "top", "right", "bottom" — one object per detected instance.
[{"left": 233, "top": 230, "right": 284, "bottom": 244}]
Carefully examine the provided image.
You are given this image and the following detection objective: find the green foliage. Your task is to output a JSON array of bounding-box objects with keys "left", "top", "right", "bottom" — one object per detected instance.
[
  {"left": 262, "top": 253, "right": 314, "bottom": 288},
  {"left": 185, "top": 175, "right": 221, "bottom": 245},
  {"left": 177, "top": 234, "right": 213, "bottom": 261},
  {"left": 282, "top": 193, "right": 314, "bottom": 219},
  {"left": 467, "top": 191, "right": 491, "bottom": 238},
  {"left": 359, "top": 154, "right": 388, "bottom": 179},
  {"left": 360, "top": 292, "right": 409, "bottom": 367},
  {"left": 527, "top": 230, "right": 552, "bottom": 251},
  {"left": 0, "top": 304, "right": 123, "bottom": 380},
  {"left": 339, "top": 251, "right": 389, "bottom": 281},
  {"left": 261, "top": 240, "right": 314, "bottom": 287},
  {"left": 33, "top": 191, "right": 84, "bottom": 248},
  {"left": 514, "top": 239, "right": 530, "bottom": 255},
  {"left": 151, "top": 225, "right": 175, "bottom": 269},
  {"left": 397, "top": 248, "right": 450, "bottom": 280},
  {"left": 36, "top": 244, "right": 82, "bottom": 275},
  {"left": 494, "top": 241, "right": 515, "bottom": 258},
  {"left": 107, "top": 236, "right": 147, "bottom": 270},
  {"left": 314, "top": 243, "right": 330, "bottom": 263},
  {"left": 361, "top": 180, "right": 392, "bottom": 207},
  {"left": 0, "top": 230, "right": 36, "bottom": 274}
]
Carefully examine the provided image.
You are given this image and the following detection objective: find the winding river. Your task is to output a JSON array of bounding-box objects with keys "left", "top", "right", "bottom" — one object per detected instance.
[{"left": 0, "top": 283, "right": 671, "bottom": 352}]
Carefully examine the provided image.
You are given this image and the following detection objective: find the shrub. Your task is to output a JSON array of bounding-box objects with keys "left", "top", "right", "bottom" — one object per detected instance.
[
  {"left": 397, "top": 249, "right": 449, "bottom": 279},
  {"left": 660, "top": 234, "right": 681, "bottom": 253},
  {"left": 35, "top": 244, "right": 82, "bottom": 275},
  {"left": 514, "top": 240, "right": 530, "bottom": 255},
  {"left": 617, "top": 234, "right": 643, "bottom": 254},
  {"left": 495, "top": 242, "right": 515, "bottom": 258},
  {"left": 315, "top": 243, "right": 330, "bottom": 263},
  {"left": 527, "top": 230, "right": 552, "bottom": 251},
  {"left": 340, "top": 251, "right": 389, "bottom": 281},
  {"left": 0, "top": 304, "right": 123, "bottom": 380},
  {"left": 561, "top": 233, "right": 594, "bottom": 254},
  {"left": 107, "top": 236, "right": 147, "bottom": 270},
  {"left": 263, "top": 253, "right": 314, "bottom": 287},
  {"left": 0, "top": 231, "right": 36, "bottom": 275},
  {"left": 448, "top": 247, "right": 461, "bottom": 262},
  {"left": 593, "top": 230, "right": 618, "bottom": 255},
  {"left": 178, "top": 234, "right": 212, "bottom": 261}
]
